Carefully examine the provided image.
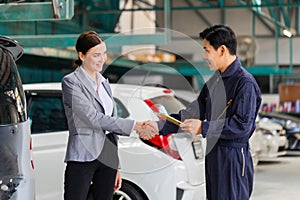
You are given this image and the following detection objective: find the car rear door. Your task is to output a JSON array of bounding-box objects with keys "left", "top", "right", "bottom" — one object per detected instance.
[
  {"left": 150, "top": 95, "right": 205, "bottom": 186},
  {"left": 172, "top": 133, "right": 205, "bottom": 186},
  {"left": 26, "top": 90, "right": 68, "bottom": 200}
]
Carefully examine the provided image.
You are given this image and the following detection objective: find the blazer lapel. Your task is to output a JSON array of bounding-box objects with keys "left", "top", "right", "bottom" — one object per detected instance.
[
  {"left": 74, "top": 67, "right": 104, "bottom": 106},
  {"left": 102, "top": 79, "right": 117, "bottom": 117},
  {"left": 102, "top": 80, "right": 112, "bottom": 98}
]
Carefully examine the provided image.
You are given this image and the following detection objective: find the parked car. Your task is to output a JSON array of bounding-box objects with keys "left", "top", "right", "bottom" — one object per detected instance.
[
  {"left": 253, "top": 117, "right": 287, "bottom": 161},
  {"left": 173, "top": 89, "right": 199, "bottom": 107},
  {"left": 248, "top": 127, "right": 262, "bottom": 168},
  {"left": 24, "top": 82, "right": 206, "bottom": 200},
  {"left": 0, "top": 36, "right": 35, "bottom": 200},
  {"left": 259, "top": 111, "right": 300, "bottom": 151}
]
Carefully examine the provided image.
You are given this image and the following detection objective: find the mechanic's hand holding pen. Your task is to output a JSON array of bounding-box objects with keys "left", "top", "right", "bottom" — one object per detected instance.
[{"left": 180, "top": 119, "right": 202, "bottom": 136}]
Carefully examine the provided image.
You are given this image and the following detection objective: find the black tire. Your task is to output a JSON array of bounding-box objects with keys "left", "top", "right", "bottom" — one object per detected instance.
[
  {"left": 113, "top": 182, "right": 147, "bottom": 200},
  {"left": 287, "top": 135, "right": 299, "bottom": 150}
]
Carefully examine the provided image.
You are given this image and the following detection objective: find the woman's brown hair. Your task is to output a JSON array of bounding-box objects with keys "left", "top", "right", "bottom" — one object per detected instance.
[{"left": 73, "top": 31, "right": 104, "bottom": 68}]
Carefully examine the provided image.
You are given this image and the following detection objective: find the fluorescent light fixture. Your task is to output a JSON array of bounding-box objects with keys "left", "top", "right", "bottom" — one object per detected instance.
[
  {"left": 252, "top": 0, "right": 261, "bottom": 13},
  {"left": 283, "top": 29, "right": 292, "bottom": 37},
  {"left": 283, "top": 28, "right": 296, "bottom": 38}
]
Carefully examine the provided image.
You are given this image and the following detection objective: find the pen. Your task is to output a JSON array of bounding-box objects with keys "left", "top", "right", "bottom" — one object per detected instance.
[{"left": 216, "top": 99, "right": 233, "bottom": 120}]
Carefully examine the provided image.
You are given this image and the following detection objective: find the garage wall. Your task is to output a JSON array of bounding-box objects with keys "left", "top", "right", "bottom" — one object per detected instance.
[{"left": 155, "top": 5, "right": 300, "bottom": 65}]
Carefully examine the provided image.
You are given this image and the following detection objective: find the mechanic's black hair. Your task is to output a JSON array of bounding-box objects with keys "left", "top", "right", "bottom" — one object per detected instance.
[{"left": 199, "top": 24, "right": 237, "bottom": 55}]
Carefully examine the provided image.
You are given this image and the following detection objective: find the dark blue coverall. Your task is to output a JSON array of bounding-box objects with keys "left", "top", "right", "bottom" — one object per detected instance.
[{"left": 157, "top": 58, "right": 262, "bottom": 200}]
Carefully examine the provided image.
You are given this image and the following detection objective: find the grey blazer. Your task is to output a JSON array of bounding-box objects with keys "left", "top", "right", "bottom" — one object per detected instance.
[{"left": 62, "top": 67, "right": 135, "bottom": 162}]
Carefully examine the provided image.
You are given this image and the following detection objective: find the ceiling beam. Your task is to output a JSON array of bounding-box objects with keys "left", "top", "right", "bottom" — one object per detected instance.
[
  {"left": 0, "top": 0, "right": 74, "bottom": 22},
  {"left": 11, "top": 33, "right": 169, "bottom": 48}
]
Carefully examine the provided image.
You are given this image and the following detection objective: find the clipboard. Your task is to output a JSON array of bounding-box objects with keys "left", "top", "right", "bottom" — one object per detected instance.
[{"left": 156, "top": 113, "right": 182, "bottom": 126}]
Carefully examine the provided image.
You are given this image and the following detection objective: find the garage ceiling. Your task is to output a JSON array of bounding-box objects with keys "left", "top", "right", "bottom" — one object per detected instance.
[
  {"left": 0, "top": 0, "right": 299, "bottom": 76},
  {"left": 0, "top": 0, "right": 299, "bottom": 47}
]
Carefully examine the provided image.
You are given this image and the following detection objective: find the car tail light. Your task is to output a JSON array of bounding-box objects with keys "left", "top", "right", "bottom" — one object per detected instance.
[
  {"left": 144, "top": 99, "right": 160, "bottom": 113},
  {"left": 30, "top": 137, "right": 34, "bottom": 169},
  {"left": 144, "top": 134, "right": 181, "bottom": 160},
  {"left": 143, "top": 99, "right": 164, "bottom": 120},
  {"left": 143, "top": 99, "right": 182, "bottom": 160},
  {"left": 163, "top": 89, "right": 173, "bottom": 93}
]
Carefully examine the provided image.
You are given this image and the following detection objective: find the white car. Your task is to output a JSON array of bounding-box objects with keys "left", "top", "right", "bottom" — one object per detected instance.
[
  {"left": 252, "top": 117, "right": 287, "bottom": 161},
  {"left": 24, "top": 82, "right": 206, "bottom": 200}
]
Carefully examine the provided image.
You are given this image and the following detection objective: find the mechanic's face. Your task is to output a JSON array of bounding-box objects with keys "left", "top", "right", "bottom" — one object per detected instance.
[
  {"left": 80, "top": 42, "right": 107, "bottom": 73},
  {"left": 202, "top": 39, "right": 224, "bottom": 72}
]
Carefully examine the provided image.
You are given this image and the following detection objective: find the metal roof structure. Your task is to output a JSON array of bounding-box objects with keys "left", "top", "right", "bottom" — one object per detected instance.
[{"left": 0, "top": 0, "right": 299, "bottom": 77}]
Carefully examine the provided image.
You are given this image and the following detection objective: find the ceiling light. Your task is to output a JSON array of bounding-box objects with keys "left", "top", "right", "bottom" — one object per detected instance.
[
  {"left": 283, "top": 28, "right": 296, "bottom": 38},
  {"left": 283, "top": 29, "right": 292, "bottom": 37}
]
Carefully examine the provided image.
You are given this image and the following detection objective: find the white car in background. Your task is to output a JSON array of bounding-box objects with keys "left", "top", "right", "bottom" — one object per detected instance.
[
  {"left": 24, "top": 83, "right": 206, "bottom": 200},
  {"left": 252, "top": 117, "right": 287, "bottom": 161}
]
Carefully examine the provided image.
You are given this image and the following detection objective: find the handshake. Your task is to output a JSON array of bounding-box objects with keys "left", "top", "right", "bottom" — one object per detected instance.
[
  {"left": 133, "top": 121, "right": 159, "bottom": 140},
  {"left": 133, "top": 118, "right": 203, "bottom": 140}
]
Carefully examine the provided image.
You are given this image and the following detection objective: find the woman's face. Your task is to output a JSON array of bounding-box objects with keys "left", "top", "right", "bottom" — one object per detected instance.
[{"left": 80, "top": 42, "right": 107, "bottom": 73}]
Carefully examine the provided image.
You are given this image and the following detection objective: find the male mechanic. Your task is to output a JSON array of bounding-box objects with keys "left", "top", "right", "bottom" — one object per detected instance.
[{"left": 147, "top": 24, "right": 262, "bottom": 200}]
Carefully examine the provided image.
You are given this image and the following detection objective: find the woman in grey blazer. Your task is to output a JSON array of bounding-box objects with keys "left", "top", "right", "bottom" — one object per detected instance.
[{"left": 62, "top": 31, "right": 156, "bottom": 200}]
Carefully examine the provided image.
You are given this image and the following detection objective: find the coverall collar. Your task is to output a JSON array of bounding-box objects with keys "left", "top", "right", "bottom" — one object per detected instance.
[{"left": 219, "top": 57, "right": 241, "bottom": 78}]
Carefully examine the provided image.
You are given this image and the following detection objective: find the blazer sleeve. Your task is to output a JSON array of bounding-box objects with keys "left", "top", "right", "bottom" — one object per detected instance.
[{"left": 62, "top": 75, "right": 135, "bottom": 136}]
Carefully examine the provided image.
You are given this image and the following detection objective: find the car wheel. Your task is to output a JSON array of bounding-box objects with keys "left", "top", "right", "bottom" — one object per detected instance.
[
  {"left": 113, "top": 182, "right": 147, "bottom": 200},
  {"left": 287, "top": 135, "right": 299, "bottom": 150}
]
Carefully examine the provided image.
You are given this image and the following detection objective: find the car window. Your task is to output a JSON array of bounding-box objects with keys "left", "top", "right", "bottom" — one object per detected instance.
[
  {"left": 175, "top": 96, "right": 191, "bottom": 107},
  {"left": 150, "top": 95, "right": 185, "bottom": 114},
  {"left": 27, "top": 93, "right": 129, "bottom": 133},
  {"left": 114, "top": 97, "right": 129, "bottom": 118},
  {"left": 28, "top": 96, "right": 67, "bottom": 134}
]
